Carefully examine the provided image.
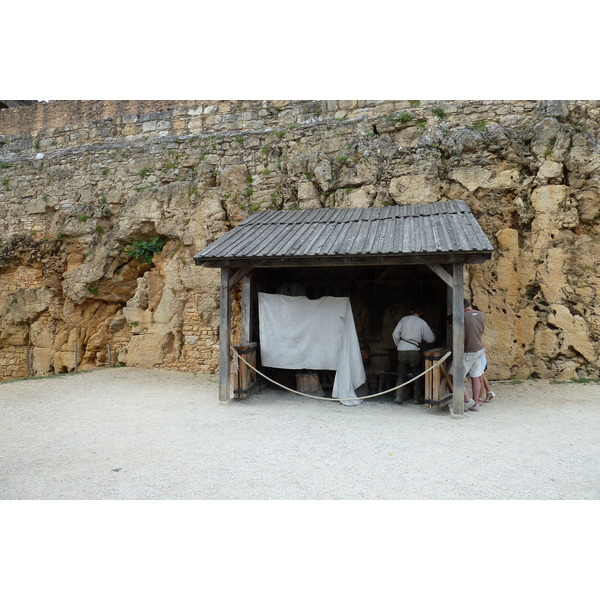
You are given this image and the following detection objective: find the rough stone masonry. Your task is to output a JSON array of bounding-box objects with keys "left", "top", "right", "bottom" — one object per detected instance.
[{"left": 0, "top": 100, "right": 598, "bottom": 381}]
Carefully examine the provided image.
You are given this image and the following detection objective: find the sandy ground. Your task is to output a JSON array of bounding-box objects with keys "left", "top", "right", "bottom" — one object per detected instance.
[{"left": 0, "top": 367, "right": 599, "bottom": 500}]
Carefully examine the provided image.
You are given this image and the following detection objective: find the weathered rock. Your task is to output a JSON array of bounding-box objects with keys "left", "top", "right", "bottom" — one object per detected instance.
[{"left": 0, "top": 100, "right": 598, "bottom": 382}]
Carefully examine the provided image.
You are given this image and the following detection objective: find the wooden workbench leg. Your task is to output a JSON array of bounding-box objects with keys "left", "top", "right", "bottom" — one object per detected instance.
[{"left": 433, "top": 362, "right": 441, "bottom": 403}]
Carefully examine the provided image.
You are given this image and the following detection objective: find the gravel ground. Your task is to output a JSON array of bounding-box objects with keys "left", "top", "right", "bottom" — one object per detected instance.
[{"left": 1, "top": 367, "right": 599, "bottom": 500}]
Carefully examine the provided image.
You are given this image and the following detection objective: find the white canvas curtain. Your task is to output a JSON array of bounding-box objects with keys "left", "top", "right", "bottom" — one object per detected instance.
[{"left": 258, "top": 293, "right": 366, "bottom": 402}]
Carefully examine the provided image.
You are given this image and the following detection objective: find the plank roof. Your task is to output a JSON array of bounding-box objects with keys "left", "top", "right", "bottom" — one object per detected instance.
[{"left": 194, "top": 200, "right": 494, "bottom": 267}]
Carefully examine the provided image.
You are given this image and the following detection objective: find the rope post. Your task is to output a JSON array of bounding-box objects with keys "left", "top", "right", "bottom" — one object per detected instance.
[
  {"left": 107, "top": 344, "right": 111, "bottom": 368},
  {"left": 74, "top": 343, "right": 78, "bottom": 373}
]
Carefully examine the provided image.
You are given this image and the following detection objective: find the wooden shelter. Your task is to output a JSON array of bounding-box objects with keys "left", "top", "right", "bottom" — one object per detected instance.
[{"left": 194, "top": 200, "right": 493, "bottom": 416}]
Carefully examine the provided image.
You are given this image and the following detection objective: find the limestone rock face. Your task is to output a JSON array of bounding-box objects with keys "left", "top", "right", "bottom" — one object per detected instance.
[{"left": 0, "top": 99, "right": 599, "bottom": 381}]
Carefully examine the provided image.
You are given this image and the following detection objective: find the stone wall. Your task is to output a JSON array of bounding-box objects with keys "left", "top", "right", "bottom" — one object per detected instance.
[{"left": 1, "top": 99, "right": 599, "bottom": 381}]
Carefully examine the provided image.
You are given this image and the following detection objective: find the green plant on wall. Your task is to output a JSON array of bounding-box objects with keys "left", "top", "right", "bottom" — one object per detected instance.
[
  {"left": 126, "top": 236, "right": 167, "bottom": 265},
  {"left": 545, "top": 137, "right": 557, "bottom": 157}
]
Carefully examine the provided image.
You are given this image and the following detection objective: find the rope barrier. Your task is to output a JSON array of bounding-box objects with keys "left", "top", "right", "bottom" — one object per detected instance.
[{"left": 231, "top": 346, "right": 452, "bottom": 403}]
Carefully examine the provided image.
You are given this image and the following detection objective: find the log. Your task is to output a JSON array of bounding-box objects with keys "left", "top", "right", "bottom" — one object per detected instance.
[{"left": 296, "top": 372, "right": 323, "bottom": 396}]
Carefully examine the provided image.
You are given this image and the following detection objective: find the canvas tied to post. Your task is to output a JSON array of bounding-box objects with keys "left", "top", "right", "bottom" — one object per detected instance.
[{"left": 258, "top": 293, "right": 366, "bottom": 405}]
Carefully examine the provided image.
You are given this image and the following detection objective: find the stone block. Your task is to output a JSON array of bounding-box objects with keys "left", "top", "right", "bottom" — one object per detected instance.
[
  {"left": 534, "top": 327, "right": 559, "bottom": 360},
  {"left": 538, "top": 160, "right": 563, "bottom": 179},
  {"left": 32, "top": 347, "right": 54, "bottom": 376},
  {"left": 389, "top": 173, "right": 438, "bottom": 204}
]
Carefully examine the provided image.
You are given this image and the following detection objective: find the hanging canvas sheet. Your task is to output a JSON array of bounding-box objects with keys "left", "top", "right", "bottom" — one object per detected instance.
[{"left": 258, "top": 293, "right": 366, "bottom": 403}]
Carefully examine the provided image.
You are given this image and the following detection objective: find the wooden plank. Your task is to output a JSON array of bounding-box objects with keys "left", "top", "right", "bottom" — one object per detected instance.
[
  {"left": 219, "top": 267, "right": 232, "bottom": 404},
  {"left": 433, "top": 359, "right": 441, "bottom": 402},
  {"left": 197, "top": 252, "right": 493, "bottom": 269},
  {"left": 229, "top": 266, "right": 253, "bottom": 289},
  {"left": 446, "top": 282, "right": 453, "bottom": 348},
  {"left": 440, "top": 364, "right": 453, "bottom": 390},
  {"left": 451, "top": 263, "right": 465, "bottom": 416},
  {"left": 241, "top": 274, "right": 252, "bottom": 346},
  {"left": 296, "top": 372, "right": 323, "bottom": 395},
  {"left": 427, "top": 263, "right": 453, "bottom": 288},
  {"left": 234, "top": 343, "right": 258, "bottom": 398}
]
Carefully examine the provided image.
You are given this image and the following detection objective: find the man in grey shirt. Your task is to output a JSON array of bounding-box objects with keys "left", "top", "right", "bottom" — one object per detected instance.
[{"left": 392, "top": 305, "right": 435, "bottom": 404}]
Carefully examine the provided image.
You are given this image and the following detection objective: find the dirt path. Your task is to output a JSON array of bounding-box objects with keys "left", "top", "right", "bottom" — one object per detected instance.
[{"left": 1, "top": 367, "right": 598, "bottom": 499}]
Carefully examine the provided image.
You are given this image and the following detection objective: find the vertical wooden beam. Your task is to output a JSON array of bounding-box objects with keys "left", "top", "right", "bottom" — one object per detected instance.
[
  {"left": 446, "top": 282, "right": 453, "bottom": 348},
  {"left": 219, "top": 267, "right": 232, "bottom": 404},
  {"left": 241, "top": 274, "right": 252, "bottom": 346},
  {"left": 451, "top": 263, "right": 465, "bottom": 417}
]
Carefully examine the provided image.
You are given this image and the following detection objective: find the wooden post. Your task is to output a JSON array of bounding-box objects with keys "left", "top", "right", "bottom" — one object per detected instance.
[
  {"left": 451, "top": 263, "right": 465, "bottom": 416},
  {"left": 241, "top": 274, "right": 252, "bottom": 346},
  {"left": 107, "top": 344, "right": 112, "bottom": 368},
  {"left": 424, "top": 356, "right": 432, "bottom": 404},
  {"left": 74, "top": 342, "right": 78, "bottom": 373},
  {"left": 219, "top": 267, "right": 232, "bottom": 404},
  {"left": 447, "top": 282, "right": 453, "bottom": 348},
  {"left": 433, "top": 361, "right": 441, "bottom": 402}
]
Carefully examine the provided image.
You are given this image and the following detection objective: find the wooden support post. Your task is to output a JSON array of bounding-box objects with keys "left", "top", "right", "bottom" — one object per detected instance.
[
  {"left": 427, "top": 263, "right": 454, "bottom": 288},
  {"left": 219, "top": 267, "right": 232, "bottom": 404},
  {"left": 241, "top": 274, "right": 252, "bottom": 346},
  {"left": 451, "top": 263, "right": 465, "bottom": 416},
  {"left": 229, "top": 266, "right": 253, "bottom": 289},
  {"left": 447, "top": 283, "right": 453, "bottom": 349},
  {"left": 107, "top": 344, "right": 112, "bottom": 368},
  {"left": 426, "top": 262, "right": 455, "bottom": 348},
  {"left": 74, "top": 342, "right": 78, "bottom": 373}
]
